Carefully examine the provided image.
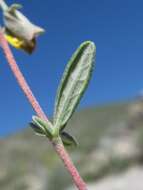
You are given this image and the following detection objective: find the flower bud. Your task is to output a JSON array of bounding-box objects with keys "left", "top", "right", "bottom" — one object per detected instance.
[{"left": 1, "top": 2, "right": 45, "bottom": 54}]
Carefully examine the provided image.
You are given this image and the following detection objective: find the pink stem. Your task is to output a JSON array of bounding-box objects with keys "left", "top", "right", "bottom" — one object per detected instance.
[
  {"left": 0, "top": 33, "right": 47, "bottom": 121},
  {"left": 53, "top": 139, "right": 88, "bottom": 190},
  {"left": 0, "top": 31, "right": 88, "bottom": 190}
]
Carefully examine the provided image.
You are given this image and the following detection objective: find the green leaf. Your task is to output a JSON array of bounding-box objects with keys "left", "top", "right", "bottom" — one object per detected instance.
[
  {"left": 29, "top": 122, "right": 46, "bottom": 136},
  {"left": 32, "top": 116, "right": 55, "bottom": 139},
  {"left": 60, "top": 131, "right": 78, "bottom": 147},
  {"left": 54, "top": 41, "right": 96, "bottom": 130}
]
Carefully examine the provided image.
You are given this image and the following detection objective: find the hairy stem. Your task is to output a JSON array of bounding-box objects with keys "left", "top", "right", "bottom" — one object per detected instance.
[
  {"left": 0, "top": 30, "right": 88, "bottom": 190},
  {"left": 53, "top": 137, "right": 87, "bottom": 190}
]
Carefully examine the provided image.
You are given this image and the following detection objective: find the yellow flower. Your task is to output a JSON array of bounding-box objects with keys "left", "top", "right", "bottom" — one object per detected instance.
[
  {"left": 4, "top": 34, "right": 23, "bottom": 49},
  {"left": 4, "top": 31, "right": 36, "bottom": 54},
  {"left": 0, "top": 2, "right": 44, "bottom": 54}
]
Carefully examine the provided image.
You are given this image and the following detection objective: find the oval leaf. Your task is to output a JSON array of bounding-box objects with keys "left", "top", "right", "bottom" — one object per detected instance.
[
  {"left": 60, "top": 131, "right": 78, "bottom": 147},
  {"left": 54, "top": 41, "right": 96, "bottom": 129}
]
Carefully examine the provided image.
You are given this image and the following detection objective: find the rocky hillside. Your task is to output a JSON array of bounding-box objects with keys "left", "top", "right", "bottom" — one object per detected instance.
[{"left": 1, "top": 99, "right": 143, "bottom": 190}]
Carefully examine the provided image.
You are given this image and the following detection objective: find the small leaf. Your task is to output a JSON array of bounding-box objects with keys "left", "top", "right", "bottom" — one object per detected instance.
[
  {"left": 60, "top": 131, "right": 78, "bottom": 147},
  {"left": 54, "top": 41, "right": 96, "bottom": 130},
  {"left": 32, "top": 116, "right": 55, "bottom": 139},
  {"left": 29, "top": 122, "right": 46, "bottom": 136}
]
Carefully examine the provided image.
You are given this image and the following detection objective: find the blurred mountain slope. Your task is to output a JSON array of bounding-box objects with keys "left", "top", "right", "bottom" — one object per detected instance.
[{"left": 1, "top": 100, "right": 143, "bottom": 190}]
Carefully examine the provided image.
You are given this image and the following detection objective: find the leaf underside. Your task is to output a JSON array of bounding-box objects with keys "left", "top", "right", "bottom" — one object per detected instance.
[
  {"left": 54, "top": 41, "right": 96, "bottom": 130},
  {"left": 60, "top": 131, "right": 78, "bottom": 146},
  {"left": 29, "top": 122, "right": 46, "bottom": 136}
]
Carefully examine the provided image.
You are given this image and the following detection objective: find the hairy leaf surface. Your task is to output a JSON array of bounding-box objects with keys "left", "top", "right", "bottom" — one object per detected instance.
[{"left": 54, "top": 41, "right": 96, "bottom": 130}]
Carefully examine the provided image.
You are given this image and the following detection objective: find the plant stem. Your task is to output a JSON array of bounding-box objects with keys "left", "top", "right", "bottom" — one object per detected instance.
[
  {"left": 0, "top": 30, "right": 88, "bottom": 190},
  {"left": 53, "top": 138, "right": 88, "bottom": 190}
]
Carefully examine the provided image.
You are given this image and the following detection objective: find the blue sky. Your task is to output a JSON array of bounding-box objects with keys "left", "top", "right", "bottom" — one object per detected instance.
[{"left": 0, "top": 0, "right": 143, "bottom": 136}]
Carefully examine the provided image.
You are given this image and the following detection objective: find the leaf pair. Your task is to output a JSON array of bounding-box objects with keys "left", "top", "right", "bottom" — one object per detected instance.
[
  {"left": 30, "top": 116, "right": 78, "bottom": 146},
  {"left": 30, "top": 41, "right": 96, "bottom": 147}
]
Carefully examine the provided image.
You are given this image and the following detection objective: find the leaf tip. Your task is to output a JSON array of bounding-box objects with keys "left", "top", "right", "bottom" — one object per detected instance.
[{"left": 82, "top": 40, "right": 96, "bottom": 50}]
